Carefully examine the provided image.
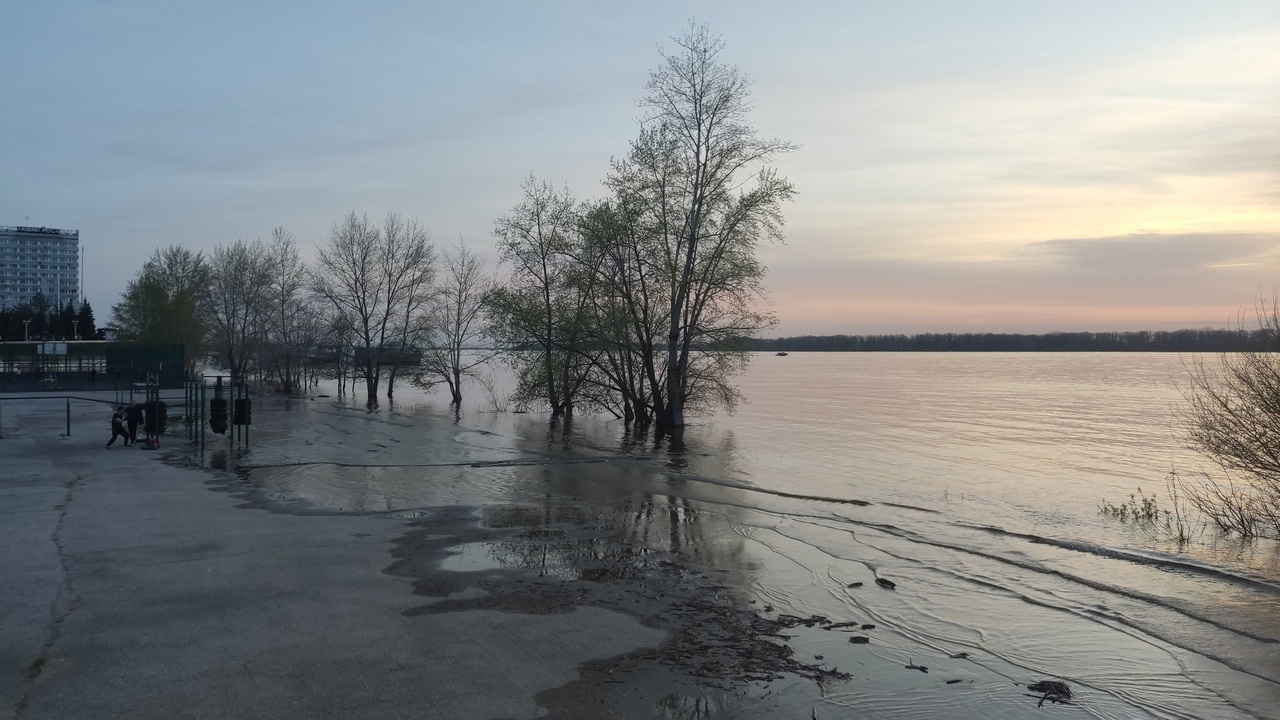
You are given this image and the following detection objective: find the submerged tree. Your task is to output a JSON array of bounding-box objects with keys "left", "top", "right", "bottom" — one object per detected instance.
[
  {"left": 486, "top": 25, "right": 793, "bottom": 433},
  {"left": 312, "top": 212, "right": 434, "bottom": 406},
  {"left": 633, "top": 23, "right": 794, "bottom": 433},
  {"left": 417, "top": 242, "right": 494, "bottom": 407},
  {"left": 380, "top": 213, "right": 436, "bottom": 400},
  {"left": 489, "top": 177, "right": 596, "bottom": 416}
]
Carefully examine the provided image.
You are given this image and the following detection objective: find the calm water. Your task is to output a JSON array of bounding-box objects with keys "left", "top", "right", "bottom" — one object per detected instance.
[{"left": 241, "top": 353, "right": 1280, "bottom": 719}]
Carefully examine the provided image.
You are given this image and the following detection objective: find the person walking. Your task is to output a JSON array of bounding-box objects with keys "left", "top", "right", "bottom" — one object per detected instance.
[
  {"left": 106, "top": 406, "right": 127, "bottom": 448},
  {"left": 125, "top": 401, "right": 143, "bottom": 446}
]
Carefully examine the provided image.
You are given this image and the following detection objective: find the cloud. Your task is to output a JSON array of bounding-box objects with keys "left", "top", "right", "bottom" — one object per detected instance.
[
  {"left": 1024, "top": 232, "right": 1280, "bottom": 273},
  {"left": 764, "top": 231, "right": 1280, "bottom": 334}
]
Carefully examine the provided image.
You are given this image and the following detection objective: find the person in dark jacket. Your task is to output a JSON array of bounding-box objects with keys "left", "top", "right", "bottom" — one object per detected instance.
[
  {"left": 125, "top": 401, "right": 143, "bottom": 446},
  {"left": 106, "top": 407, "right": 127, "bottom": 448}
]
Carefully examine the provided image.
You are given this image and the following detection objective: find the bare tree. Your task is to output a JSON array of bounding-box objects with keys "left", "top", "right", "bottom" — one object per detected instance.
[
  {"left": 417, "top": 242, "right": 495, "bottom": 406},
  {"left": 638, "top": 23, "right": 796, "bottom": 435},
  {"left": 1177, "top": 298, "right": 1280, "bottom": 537},
  {"left": 312, "top": 211, "right": 434, "bottom": 406},
  {"left": 381, "top": 213, "right": 436, "bottom": 400},
  {"left": 208, "top": 239, "right": 273, "bottom": 379},
  {"left": 263, "top": 227, "right": 311, "bottom": 393}
]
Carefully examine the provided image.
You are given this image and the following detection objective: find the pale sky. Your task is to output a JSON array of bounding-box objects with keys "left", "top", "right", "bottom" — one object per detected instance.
[{"left": 2, "top": 1, "right": 1277, "bottom": 335}]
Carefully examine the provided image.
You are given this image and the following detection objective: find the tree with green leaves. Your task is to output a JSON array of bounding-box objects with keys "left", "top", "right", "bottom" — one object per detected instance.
[
  {"left": 488, "top": 26, "right": 793, "bottom": 433},
  {"left": 638, "top": 23, "right": 796, "bottom": 434},
  {"left": 111, "top": 246, "right": 211, "bottom": 372},
  {"left": 76, "top": 299, "right": 96, "bottom": 339},
  {"left": 488, "top": 177, "right": 597, "bottom": 417}
]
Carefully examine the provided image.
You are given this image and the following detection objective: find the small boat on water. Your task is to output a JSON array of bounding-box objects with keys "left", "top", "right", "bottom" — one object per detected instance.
[{"left": 775, "top": 351, "right": 789, "bottom": 356}]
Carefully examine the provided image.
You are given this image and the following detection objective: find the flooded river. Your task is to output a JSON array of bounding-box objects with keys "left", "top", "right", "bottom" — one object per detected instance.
[{"left": 237, "top": 352, "right": 1280, "bottom": 719}]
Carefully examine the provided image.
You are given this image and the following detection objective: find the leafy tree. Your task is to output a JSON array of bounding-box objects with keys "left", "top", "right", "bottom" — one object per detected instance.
[
  {"left": 111, "top": 245, "right": 212, "bottom": 372},
  {"left": 639, "top": 23, "right": 795, "bottom": 434},
  {"left": 489, "top": 177, "right": 596, "bottom": 416},
  {"left": 76, "top": 300, "right": 96, "bottom": 338},
  {"left": 486, "top": 26, "right": 793, "bottom": 433},
  {"left": 28, "top": 292, "right": 51, "bottom": 339}
]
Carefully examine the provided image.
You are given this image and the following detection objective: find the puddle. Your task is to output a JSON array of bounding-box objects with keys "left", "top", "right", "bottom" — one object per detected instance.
[{"left": 439, "top": 542, "right": 503, "bottom": 572}]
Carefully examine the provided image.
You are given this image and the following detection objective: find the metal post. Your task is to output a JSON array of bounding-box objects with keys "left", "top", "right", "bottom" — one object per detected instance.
[{"left": 65, "top": 398, "right": 71, "bottom": 437}]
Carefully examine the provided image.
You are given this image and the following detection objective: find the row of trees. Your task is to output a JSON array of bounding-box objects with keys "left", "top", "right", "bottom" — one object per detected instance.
[
  {"left": 111, "top": 220, "right": 491, "bottom": 406},
  {"left": 0, "top": 295, "right": 97, "bottom": 342},
  {"left": 750, "top": 329, "right": 1280, "bottom": 353},
  {"left": 109, "top": 25, "right": 789, "bottom": 433}
]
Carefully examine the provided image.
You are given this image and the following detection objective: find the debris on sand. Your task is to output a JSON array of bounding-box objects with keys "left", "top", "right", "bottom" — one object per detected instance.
[
  {"left": 846, "top": 581, "right": 863, "bottom": 588},
  {"left": 1028, "top": 680, "right": 1073, "bottom": 706},
  {"left": 905, "top": 660, "right": 928, "bottom": 673},
  {"left": 875, "top": 577, "right": 896, "bottom": 590},
  {"left": 848, "top": 636, "right": 870, "bottom": 644}
]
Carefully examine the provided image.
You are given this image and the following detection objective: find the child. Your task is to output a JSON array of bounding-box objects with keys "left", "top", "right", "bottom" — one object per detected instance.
[{"left": 106, "top": 406, "right": 127, "bottom": 448}]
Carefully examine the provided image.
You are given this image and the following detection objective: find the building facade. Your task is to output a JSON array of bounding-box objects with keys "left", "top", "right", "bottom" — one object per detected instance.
[{"left": 0, "top": 225, "right": 81, "bottom": 309}]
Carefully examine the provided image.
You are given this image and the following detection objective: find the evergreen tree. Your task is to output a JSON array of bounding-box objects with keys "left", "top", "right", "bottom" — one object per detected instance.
[{"left": 76, "top": 300, "right": 96, "bottom": 338}]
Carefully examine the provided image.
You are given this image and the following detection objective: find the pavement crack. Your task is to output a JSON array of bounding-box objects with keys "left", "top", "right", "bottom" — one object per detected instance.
[{"left": 14, "top": 474, "right": 82, "bottom": 719}]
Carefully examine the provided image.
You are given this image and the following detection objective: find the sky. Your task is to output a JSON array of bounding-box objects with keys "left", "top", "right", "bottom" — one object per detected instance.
[{"left": 2, "top": 1, "right": 1277, "bottom": 336}]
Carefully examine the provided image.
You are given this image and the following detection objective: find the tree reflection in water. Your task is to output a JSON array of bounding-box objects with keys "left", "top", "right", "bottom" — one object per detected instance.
[{"left": 476, "top": 492, "right": 750, "bottom": 585}]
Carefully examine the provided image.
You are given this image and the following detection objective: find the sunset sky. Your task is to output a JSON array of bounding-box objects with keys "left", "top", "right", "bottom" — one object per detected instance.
[{"left": 2, "top": 1, "right": 1277, "bottom": 335}]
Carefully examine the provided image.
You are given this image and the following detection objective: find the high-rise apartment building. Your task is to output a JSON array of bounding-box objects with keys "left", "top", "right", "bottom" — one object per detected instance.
[{"left": 0, "top": 225, "right": 81, "bottom": 309}]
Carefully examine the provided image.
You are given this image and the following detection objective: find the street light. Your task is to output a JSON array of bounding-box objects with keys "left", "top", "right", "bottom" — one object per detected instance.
[
  {"left": 72, "top": 320, "right": 79, "bottom": 341},
  {"left": 23, "top": 319, "right": 30, "bottom": 342}
]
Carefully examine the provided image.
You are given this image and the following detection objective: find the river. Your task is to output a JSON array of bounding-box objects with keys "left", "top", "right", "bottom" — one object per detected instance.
[{"left": 239, "top": 352, "right": 1280, "bottom": 719}]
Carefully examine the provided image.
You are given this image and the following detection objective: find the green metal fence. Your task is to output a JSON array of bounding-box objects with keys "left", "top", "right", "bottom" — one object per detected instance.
[{"left": 0, "top": 341, "right": 186, "bottom": 392}]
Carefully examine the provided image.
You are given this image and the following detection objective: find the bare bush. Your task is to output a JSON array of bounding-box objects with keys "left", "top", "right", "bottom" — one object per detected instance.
[{"left": 1176, "top": 298, "right": 1280, "bottom": 538}]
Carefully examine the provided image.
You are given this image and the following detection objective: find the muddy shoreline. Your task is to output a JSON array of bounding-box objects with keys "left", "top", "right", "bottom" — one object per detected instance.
[{"left": 178, "top": 448, "right": 855, "bottom": 717}]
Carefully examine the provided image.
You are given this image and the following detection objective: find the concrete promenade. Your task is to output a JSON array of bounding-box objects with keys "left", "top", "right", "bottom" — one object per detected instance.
[{"left": 1, "top": 395, "right": 664, "bottom": 719}]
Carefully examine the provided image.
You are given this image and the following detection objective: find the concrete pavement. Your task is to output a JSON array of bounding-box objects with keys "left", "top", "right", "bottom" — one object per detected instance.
[{"left": 1, "top": 396, "right": 665, "bottom": 719}]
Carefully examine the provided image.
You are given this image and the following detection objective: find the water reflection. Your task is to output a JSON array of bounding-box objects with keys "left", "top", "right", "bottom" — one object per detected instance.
[
  {"left": 215, "top": 364, "right": 1280, "bottom": 719},
  {"left": 456, "top": 496, "right": 751, "bottom": 585}
]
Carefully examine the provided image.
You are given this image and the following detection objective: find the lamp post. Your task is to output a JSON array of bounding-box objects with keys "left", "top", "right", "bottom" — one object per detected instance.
[
  {"left": 23, "top": 320, "right": 30, "bottom": 342},
  {"left": 72, "top": 320, "right": 79, "bottom": 341}
]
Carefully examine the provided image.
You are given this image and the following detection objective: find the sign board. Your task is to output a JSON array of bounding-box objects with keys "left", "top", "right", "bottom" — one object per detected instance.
[{"left": 39, "top": 343, "right": 68, "bottom": 355}]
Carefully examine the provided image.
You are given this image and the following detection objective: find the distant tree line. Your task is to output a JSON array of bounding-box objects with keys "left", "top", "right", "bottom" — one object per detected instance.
[
  {"left": 0, "top": 293, "right": 97, "bottom": 341},
  {"left": 746, "top": 330, "right": 1273, "bottom": 353}
]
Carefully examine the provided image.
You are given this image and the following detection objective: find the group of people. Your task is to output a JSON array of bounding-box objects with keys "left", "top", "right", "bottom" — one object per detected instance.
[{"left": 106, "top": 401, "right": 146, "bottom": 448}]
